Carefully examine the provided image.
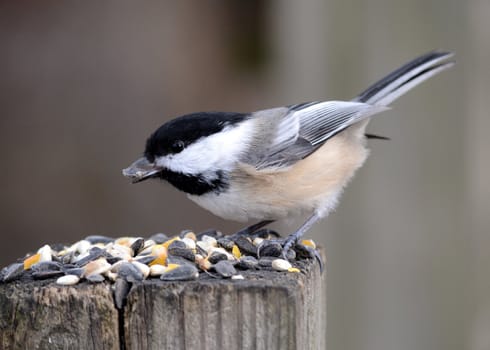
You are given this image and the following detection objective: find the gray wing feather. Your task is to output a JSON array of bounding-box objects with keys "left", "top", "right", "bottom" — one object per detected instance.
[
  {"left": 295, "top": 101, "right": 387, "bottom": 146},
  {"left": 248, "top": 101, "right": 386, "bottom": 170}
]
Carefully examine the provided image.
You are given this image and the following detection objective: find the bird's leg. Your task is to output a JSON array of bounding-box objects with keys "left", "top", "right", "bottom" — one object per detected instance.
[
  {"left": 231, "top": 220, "right": 275, "bottom": 238},
  {"left": 282, "top": 213, "right": 322, "bottom": 264}
]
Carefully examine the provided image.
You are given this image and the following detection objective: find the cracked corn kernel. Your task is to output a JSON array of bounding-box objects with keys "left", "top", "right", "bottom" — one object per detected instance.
[
  {"left": 301, "top": 239, "right": 316, "bottom": 249},
  {"left": 149, "top": 245, "right": 167, "bottom": 266},
  {"left": 162, "top": 236, "right": 180, "bottom": 249},
  {"left": 23, "top": 253, "right": 41, "bottom": 270},
  {"left": 232, "top": 245, "right": 241, "bottom": 259}
]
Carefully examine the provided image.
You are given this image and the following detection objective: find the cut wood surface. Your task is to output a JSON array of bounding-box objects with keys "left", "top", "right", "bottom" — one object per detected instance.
[{"left": 0, "top": 256, "right": 325, "bottom": 350}]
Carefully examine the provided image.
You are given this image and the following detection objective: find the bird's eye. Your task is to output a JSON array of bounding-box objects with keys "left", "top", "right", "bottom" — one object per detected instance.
[{"left": 171, "top": 140, "right": 185, "bottom": 153}]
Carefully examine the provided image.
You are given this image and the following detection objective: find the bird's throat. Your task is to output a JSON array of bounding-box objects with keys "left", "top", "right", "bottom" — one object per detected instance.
[{"left": 157, "top": 169, "right": 228, "bottom": 196}]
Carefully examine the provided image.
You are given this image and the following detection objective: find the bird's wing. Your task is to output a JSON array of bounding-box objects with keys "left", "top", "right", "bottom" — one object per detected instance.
[
  {"left": 241, "top": 51, "right": 454, "bottom": 171},
  {"left": 242, "top": 101, "right": 387, "bottom": 170}
]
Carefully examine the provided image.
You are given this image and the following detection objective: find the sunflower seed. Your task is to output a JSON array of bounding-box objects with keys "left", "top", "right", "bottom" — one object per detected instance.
[
  {"left": 257, "top": 241, "right": 282, "bottom": 258},
  {"left": 258, "top": 257, "right": 275, "bottom": 268},
  {"left": 1, "top": 263, "right": 24, "bottom": 282},
  {"left": 160, "top": 264, "right": 198, "bottom": 281},
  {"left": 32, "top": 270, "right": 65, "bottom": 280},
  {"left": 234, "top": 236, "right": 257, "bottom": 256},
  {"left": 237, "top": 256, "right": 259, "bottom": 270},
  {"left": 213, "top": 260, "right": 236, "bottom": 278},
  {"left": 31, "top": 261, "right": 63, "bottom": 272},
  {"left": 132, "top": 261, "right": 150, "bottom": 279},
  {"left": 117, "top": 262, "right": 144, "bottom": 282},
  {"left": 181, "top": 237, "right": 196, "bottom": 250},
  {"left": 217, "top": 238, "right": 235, "bottom": 250},
  {"left": 130, "top": 238, "right": 145, "bottom": 256},
  {"left": 208, "top": 251, "right": 228, "bottom": 264},
  {"left": 168, "top": 247, "right": 195, "bottom": 262},
  {"left": 114, "top": 278, "right": 131, "bottom": 309},
  {"left": 133, "top": 255, "right": 157, "bottom": 265},
  {"left": 86, "top": 273, "right": 105, "bottom": 283},
  {"left": 63, "top": 267, "right": 84, "bottom": 277},
  {"left": 149, "top": 233, "right": 169, "bottom": 244}
]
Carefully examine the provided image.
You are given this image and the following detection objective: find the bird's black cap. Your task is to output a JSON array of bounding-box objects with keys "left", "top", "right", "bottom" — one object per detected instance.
[{"left": 144, "top": 111, "right": 249, "bottom": 162}]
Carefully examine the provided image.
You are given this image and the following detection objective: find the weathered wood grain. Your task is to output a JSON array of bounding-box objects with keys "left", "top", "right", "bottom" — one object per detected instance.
[
  {"left": 0, "top": 280, "right": 119, "bottom": 350},
  {"left": 124, "top": 258, "right": 325, "bottom": 350}
]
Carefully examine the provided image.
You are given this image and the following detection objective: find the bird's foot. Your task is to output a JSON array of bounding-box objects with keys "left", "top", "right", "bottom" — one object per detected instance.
[{"left": 280, "top": 238, "right": 324, "bottom": 273}]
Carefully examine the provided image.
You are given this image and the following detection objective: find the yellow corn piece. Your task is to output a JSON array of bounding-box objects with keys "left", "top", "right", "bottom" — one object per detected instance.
[
  {"left": 232, "top": 245, "right": 241, "bottom": 259},
  {"left": 301, "top": 239, "right": 316, "bottom": 249},
  {"left": 166, "top": 263, "right": 180, "bottom": 272},
  {"left": 23, "top": 253, "right": 41, "bottom": 270},
  {"left": 288, "top": 267, "right": 301, "bottom": 273},
  {"left": 149, "top": 244, "right": 167, "bottom": 266},
  {"left": 183, "top": 231, "right": 197, "bottom": 241},
  {"left": 162, "top": 236, "right": 180, "bottom": 249}
]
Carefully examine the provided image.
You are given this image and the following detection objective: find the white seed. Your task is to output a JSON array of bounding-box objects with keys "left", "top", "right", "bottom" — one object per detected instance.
[
  {"left": 149, "top": 264, "right": 167, "bottom": 276},
  {"left": 181, "top": 237, "right": 196, "bottom": 250},
  {"left": 196, "top": 241, "right": 210, "bottom": 253},
  {"left": 56, "top": 248, "right": 70, "bottom": 257},
  {"left": 132, "top": 261, "right": 150, "bottom": 279},
  {"left": 253, "top": 237, "right": 264, "bottom": 246},
  {"left": 183, "top": 231, "right": 197, "bottom": 241},
  {"left": 75, "top": 240, "right": 92, "bottom": 255},
  {"left": 231, "top": 274, "right": 245, "bottom": 280},
  {"left": 272, "top": 259, "right": 292, "bottom": 272},
  {"left": 110, "top": 260, "right": 125, "bottom": 273},
  {"left": 84, "top": 258, "right": 112, "bottom": 277},
  {"left": 56, "top": 274, "right": 80, "bottom": 285},
  {"left": 73, "top": 251, "right": 90, "bottom": 263},
  {"left": 37, "top": 245, "right": 52, "bottom": 262},
  {"left": 142, "top": 239, "right": 156, "bottom": 250},
  {"left": 106, "top": 271, "right": 118, "bottom": 281},
  {"left": 114, "top": 243, "right": 133, "bottom": 255},
  {"left": 106, "top": 244, "right": 132, "bottom": 260},
  {"left": 138, "top": 246, "right": 154, "bottom": 256},
  {"left": 201, "top": 235, "right": 217, "bottom": 247},
  {"left": 209, "top": 247, "right": 234, "bottom": 261}
]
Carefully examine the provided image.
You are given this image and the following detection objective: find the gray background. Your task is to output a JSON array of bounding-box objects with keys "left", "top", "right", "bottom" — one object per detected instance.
[{"left": 1, "top": 1, "right": 488, "bottom": 350}]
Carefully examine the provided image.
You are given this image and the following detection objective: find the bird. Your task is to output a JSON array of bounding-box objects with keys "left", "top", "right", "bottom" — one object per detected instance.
[{"left": 123, "top": 51, "right": 454, "bottom": 259}]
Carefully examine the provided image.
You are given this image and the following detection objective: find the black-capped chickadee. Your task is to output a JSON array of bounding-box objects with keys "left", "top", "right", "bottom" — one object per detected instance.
[{"left": 123, "top": 51, "right": 453, "bottom": 257}]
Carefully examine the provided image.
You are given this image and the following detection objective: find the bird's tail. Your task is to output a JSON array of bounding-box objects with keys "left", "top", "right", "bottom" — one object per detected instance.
[{"left": 354, "top": 51, "right": 454, "bottom": 106}]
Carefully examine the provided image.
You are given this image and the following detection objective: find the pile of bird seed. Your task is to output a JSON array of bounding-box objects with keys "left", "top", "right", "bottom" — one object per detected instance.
[{"left": 0, "top": 229, "right": 320, "bottom": 286}]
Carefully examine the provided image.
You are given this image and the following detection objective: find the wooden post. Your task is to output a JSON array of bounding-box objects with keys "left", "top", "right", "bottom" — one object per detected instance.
[
  {"left": 0, "top": 281, "right": 119, "bottom": 350},
  {"left": 0, "top": 257, "right": 325, "bottom": 350}
]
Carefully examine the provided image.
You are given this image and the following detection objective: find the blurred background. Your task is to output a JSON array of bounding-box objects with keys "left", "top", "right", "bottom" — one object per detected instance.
[{"left": 0, "top": 1, "right": 488, "bottom": 349}]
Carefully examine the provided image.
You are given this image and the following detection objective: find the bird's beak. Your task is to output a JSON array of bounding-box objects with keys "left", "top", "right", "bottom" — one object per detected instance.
[{"left": 122, "top": 157, "right": 162, "bottom": 183}]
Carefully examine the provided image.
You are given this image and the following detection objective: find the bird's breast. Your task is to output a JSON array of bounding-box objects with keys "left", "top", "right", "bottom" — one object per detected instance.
[{"left": 188, "top": 128, "right": 369, "bottom": 222}]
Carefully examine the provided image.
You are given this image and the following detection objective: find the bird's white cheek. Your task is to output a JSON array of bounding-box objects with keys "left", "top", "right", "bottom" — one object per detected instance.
[{"left": 157, "top": 120, "right": 255, "bottom": 175}]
